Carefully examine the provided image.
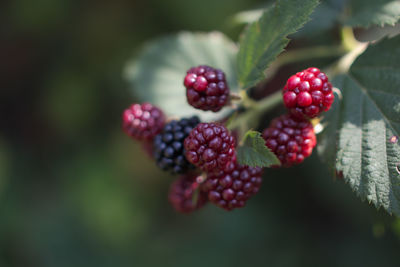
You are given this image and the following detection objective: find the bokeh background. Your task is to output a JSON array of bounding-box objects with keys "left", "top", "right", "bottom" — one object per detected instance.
[{"left": 1, "top": 0, "right": 400, "bottom": 266}]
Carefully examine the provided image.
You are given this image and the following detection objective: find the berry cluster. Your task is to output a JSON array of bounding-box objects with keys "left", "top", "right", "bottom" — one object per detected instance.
[
  {"left": 122, "top": 65, "right": 334, "bottom": 214},
  {"left": 262, "top": 67, "right": 332, "bottom": 167}
]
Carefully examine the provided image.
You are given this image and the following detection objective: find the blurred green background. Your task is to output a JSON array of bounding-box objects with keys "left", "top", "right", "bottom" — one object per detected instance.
[{"left": 1, "top": 0, "right": 400, "bottom": 266}]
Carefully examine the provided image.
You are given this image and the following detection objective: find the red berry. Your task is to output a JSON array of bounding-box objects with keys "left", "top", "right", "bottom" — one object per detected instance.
[
  {"left": 201, "top": 161, "right": 263, "bottom": 211},
  {"left": 262, "top": 114, "right": 316, "bottom": 167},
  {"left": 168, "top": 174, "right": 208, "bottom": 213},
  {"left": 184, "top": 65, "right": 230, "bottom": 112},
  {"left": 184, "top": 123, "right": 236, "bottom": 172},
  {"left": 282, "top": 67, "right": 334, "bottom": 119},
  {"left": 122, "top": 103, "right": 165, "bottom": 141}
]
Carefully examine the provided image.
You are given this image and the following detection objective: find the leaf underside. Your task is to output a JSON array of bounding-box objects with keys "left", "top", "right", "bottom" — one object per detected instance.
[
  {"left": 237, "top": 130, "right": 281, "bottom": 167},
  {"left": 237, "top": 0, "right": 319, "bottom": 89},
  {"left": 318, "top": 36, "right": 400, "bottom": 216}
]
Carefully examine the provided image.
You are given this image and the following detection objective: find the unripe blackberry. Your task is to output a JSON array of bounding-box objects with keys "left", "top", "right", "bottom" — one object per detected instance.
[
  {"left": 122, "top": 103, "right": 166, "bottom": 141},
  {"left": 201, "top": 161, "right": 263, "bottom": 211},
  {"left": 169, "top": 174, "right": 208, "bottom": 213},
  {"left": 262, "top": 114, "right": 316, "bottom": 167},
  {"left": 184, "top": 123, "right": 236, "bottom": 172},
  {"left": 283, "top": 67, "right": 334, "bottom": 119},
  {"left": 153, "top": 116, "right": 200, "bottom": 174},
  {"left": 184, "top": 65, "right": 229, "bottom": 112}
]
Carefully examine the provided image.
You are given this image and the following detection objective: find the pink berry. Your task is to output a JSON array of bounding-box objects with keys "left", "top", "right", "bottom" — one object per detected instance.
[{"left": 122, "top": 103, "right": 165, "bottom": 141}]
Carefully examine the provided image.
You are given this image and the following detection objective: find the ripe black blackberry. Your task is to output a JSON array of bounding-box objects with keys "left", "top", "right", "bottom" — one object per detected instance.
[
  {"left": 153, "top": 116, "right": 200, "bottom": 174},
  {"left": 168, "top": 174, "right": 208, "bottom": 213},
  {"left": 184, "top": 65, "right": 230, "bottom": 112},
  {"left": 262, "top": 114, "right": 316, "bottom": 167},
  {"left": 201, "top": 161, "right": 263, "bottom": 211},
  {"left": 184, "top": 123, "right": 236, "bottom": 172}
]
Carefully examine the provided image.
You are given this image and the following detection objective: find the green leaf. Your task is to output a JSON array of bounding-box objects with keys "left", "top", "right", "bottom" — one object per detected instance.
[
  {"left": 293, "top": 0, "right": 343, "bottom": 37},
  {"left": 237, "top": 130, "right": 280, "bottom": 167},
  {"left": 124, "top": 32, "right": 238, "bottom": 121},
  {"left": 318, "top": 36, "right": 400, "bottom": 216},
  {"left": 344, "top": 0, "right": 400, "bottom": 27},
  {"left": 237, "top": 0, "right": 319, "bottom": 89}
]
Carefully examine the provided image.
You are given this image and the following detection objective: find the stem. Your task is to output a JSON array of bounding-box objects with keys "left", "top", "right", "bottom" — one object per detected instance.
[
  {"left": 276, "top": 45, "right": 347, "bottom": 66},
  {"left": 324, "top": 43, "right": 367, "bottom": 78},
  {"left": 252, "top": 90, "right": 283, "bottom": 113},
  {"left": 264, "top": 45, "right": 346, "bottom": 82},
  {"left": 341, "top": 26, "right": 359, "bottom": 52},
  {"left": 228, "top": 90, "right": 282, "bottom": 131}
]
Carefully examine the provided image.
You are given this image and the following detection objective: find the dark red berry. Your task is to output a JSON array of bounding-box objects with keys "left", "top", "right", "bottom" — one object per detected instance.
[
  {"left": 201, "top": 161, "right": 263, "bottom": 211},
  {"left": 168, "top": 174, "right": 208, "bottom": 213},
  {"left": 283, "top": 67, "right": 334, "bottom": 119},
  {"left": 184, "top": 123, "right": 236, "bottom": 172},
  {"left": 262, "top": 114, "right": 317, "bottom": 167},
  {"left": 153, "top": 116, "right": 200, "bottom": 174},
  {"left": 122, "top": 103, "right": 166, "bottom": 141},
  {"left": 184, "top": 65, "right": 230, "bottom": 112}
]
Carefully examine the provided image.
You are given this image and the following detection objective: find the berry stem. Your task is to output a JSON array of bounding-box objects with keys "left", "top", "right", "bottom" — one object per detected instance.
[
  {"left": 264, "top": 45, "right": 346, "bottom": 83},
  {"left": 228, "top": 90, "right": 282, "bottom": 132},
  {"left": 252, "top": 90, "right": 283, "bottom": 113}
]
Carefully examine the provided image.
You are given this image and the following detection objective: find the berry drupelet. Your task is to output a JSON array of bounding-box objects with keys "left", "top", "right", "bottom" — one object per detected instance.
[
  {"left": 184, "top": 65, "right": 230, "bottom": 112},
  {"left": 153, "top": 116, "right": 200, "bottom": 174},
  {"left": 122, "top": 103, "right": 166, "bottom": 141},
  {"left": 262, "top": 114, "right": 316, "bottom": 167},
  {"left": 201, "top": 161, "right": 263, "bottom": 211},
  {"left": 169, "top": 174, "right": 208, "bottom": 213},
  {"left": 283, "top": 67, "right": 334, "bottom": 119},
  {"left": 184, "top": 123, "right": 236, "bottom": 172}
]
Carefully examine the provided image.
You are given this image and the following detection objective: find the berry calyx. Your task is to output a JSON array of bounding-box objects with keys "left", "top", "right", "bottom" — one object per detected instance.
[
  {"left": 262, "top": 114, "right": 316, "bottom": 167},
  {"left": 283, "top": 67, "right": 334, "bottom": 119},
  {"left": 201, "top": 161, "right": 263, "bottom": 211},
  {"left": 184, "top": 65, "right": 230, "bottom": 112},
  {"left": 153, "top": 116, "right": 200, "bottom": 174},
  {"left": 169, "top": 174, "right": 208, "bottom": 213},
  {"left": 122, "top": 103, "right": 166, "bottom": 141},
  {"left": 184, "top": 123, "right": 236, "bottom": 172}
]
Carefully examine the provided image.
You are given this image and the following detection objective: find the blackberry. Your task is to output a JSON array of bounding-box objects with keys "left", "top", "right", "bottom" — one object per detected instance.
[
  {"left": 184, "top": 65, "right": 229, "bottom": 112},
  {"left": 283, "top": 67, "right": 334, "bottom": 119},
  {"left": 184, "top": 123, "right": 236, "bottom": 172},
  {"left": 153, "top": 116, "right": 200, "bottom": 174},
  {"left": 201, "top": 161, "right": 263, "bottom": 211},
  {"left": 169, "top": 174, "right": 208, "bottom": 213},
  {"left": 122, "top": 103, "right": 165, "bottom": 141},
  {"left": 262, "top": 114, "right": 316, "bottom": 167}
]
